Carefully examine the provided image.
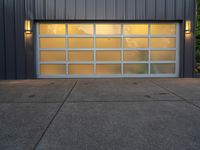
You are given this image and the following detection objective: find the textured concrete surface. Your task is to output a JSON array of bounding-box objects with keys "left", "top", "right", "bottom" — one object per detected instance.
[
  {"left": 0, "top": 103, "right": 60, "bottom": 150},
  {"left": 37, "top": 102, "right": 200, "bottom": 150},
  {"left": 190, "top": 101, "right": 200, "bottom": 107},
  {"left": 0, "top": 79, "right": 76, "bottom": 102},
  {"left": 152, "top": 78, "right": 200, "bottom": 101},
  {"left": 0, "top": 78, "right": 200, "bottom": 150},
  {"left": 68, "top": 79, "right": 181, "bottom": 102}
]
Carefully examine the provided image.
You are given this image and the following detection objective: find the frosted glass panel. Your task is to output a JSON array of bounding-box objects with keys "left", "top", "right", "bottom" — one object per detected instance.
[
  {"left": 68, "top": 24, "right": 93, "bottom": 35},
  {"left": 124, "top": 51, "right": 148, "bottom": 61},
  {"left": 96, "top": 38, "right": 121, "bottom": 48},
  {"left": 151, "top": 24, "right": 176, "bottom": 35},
  {"left": 96, "top": 24, "right": 121, "bottom": 35},
  {"left": 40, "top": 24, "right": 66, "bottom": 35},
  {"left": 40, "top": 51, "right": 66, "bottom": 62},
  {"left": 124, "top": 64, "right": 148, "bottom": 74},
  {"left": 96, "top": 64, "right": 121, "bottom": 74},
  {"left": 68, "top": 51, "right": 93, "bottom": 61},
  {"left": 69, "top": 64, "right": 94, "bottom": 75},
  {"left": 150, "top": 38, "right": 176, "bottom": 48},
  {"left": 40, "top": 64, "right": 66, "bottom": 75},
  {"left": 151, "top": 64, "right": 175, "bottom": 74},
  {"left": 124, "top": 24, "right": 148, "bottom": 35},
  {"left": 68, "top": 38, "right": 94, "bottom": 48},
  {"left": 124, "top": 38, "right": 148, "bottom": 48},
  {"left": 151, "top": 51, "right": 176, "bottom": 61},
  {"left": 96, "top": 51, "right": 121, "bottom": 61},
  {"left": 40, "top": 38, "right": 66, "bottom": 49}
]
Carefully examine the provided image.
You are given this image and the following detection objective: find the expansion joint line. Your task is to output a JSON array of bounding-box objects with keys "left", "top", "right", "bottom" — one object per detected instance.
[
  {"left": 151, "top": 80, "right": 200, "bottom": 111},
  {"left": 33, "top": 80, "right": 78, "bottom": 150}
]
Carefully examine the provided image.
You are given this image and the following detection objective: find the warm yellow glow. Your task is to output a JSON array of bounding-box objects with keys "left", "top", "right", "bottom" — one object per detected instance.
[
  {"left": 40, "top": 38, "right": 66, "bottom": 48},
  {"left": 96, "top": 51, "right": 121, "bottom": 61},
  {"left": 151, "top": 50, "right": 176, "bottom": 61},
  {"left": 185, "top": 20, "right": 191, "bottom": 34},
  {"left": 124, "top": 24, "right": 148, "bottom": 35},
  {"left": 68, "top": 51, "right": 93, "bottom": 61},
  {"left": 68, "top": 24, "right": 94, "bottom": 35},
  {"left": 124, "top": 38, "right": 148, "bottom": 48},
  {"left": 96, "top": 38, "right": 121, "bottom": 48},
  {"left": 68, "top": 38, "right": 94, "bottom": 48},
  {"left": 40, "top": 64, "right": 66, "bottom": 75},
  {"left": 40, "top": 24, "right": 66, "bottom": 35},
  {"left": 25, "top": 20, "right": 31, "bottom": 34},
  {"left": 68, "top": 64, "right": 94, "bottom": 75},
  {"left": 124, "top": 51, "right": 148, "bottom": 61},
  {"left": 40, "top": 51, "right": 66, "bottom": 62},
  {"left": 151, "top": 64, "right": 175, "bottom": 74},
  {"left": 124, "top": 64, "right": 148, "bottom": 74},
  {"left": 96, "top": 64, "right": 121, "bottom": 74},
  {"left": 150, "top": 24, "right": 176, "bottom": 35},
  {"left": 150, "top": 38, "right": 176, "bottom": 48},
  {"left": 96, "top": 24, "right": 121, "bottom": 35}
]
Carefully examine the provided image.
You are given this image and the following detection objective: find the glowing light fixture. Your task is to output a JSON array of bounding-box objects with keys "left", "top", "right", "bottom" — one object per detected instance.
[
  {"left": 185, "top": 20, "right": 191, "bottom": 34},
  {"left": 25, "top": 20, "right": 32, "bottom": 34}
]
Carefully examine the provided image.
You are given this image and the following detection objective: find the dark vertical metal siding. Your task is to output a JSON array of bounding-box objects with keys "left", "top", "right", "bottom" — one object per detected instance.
[
  {"left": 146, "top": 0, "right": 156, "bottom": 20},
  {"left": 176, "top": 0, "right": 184, "bottom": 20},
  {"left": 166, "top": 0, "right": 175, "bottom": 20},
  {"left": 96, "top": 0, "right": 105, "bottom": 19},
  {"left": 4, "top": 0, "right": 16, "bottom": 79},
  {"left": 0, "top": 0, "right": 196, "bottom": 79},
  {"left": 35, "top": 0, "right": 45, "bottom": 20},
  {"left": 126, "top": 0, "right": 136, "bottom": 20},
  {"left": 25, "top": 0, "right": 34, "bottom": 20},
  {"left": 0, "top": 0, "right": 26, "bottom": 79},
  {"left": 24, "top": 0, "right": 190, "bottom": 21},
  {"left": 56, "top": 0, "right": 66, "bottom": 19},
  {"left": 136, "top": 0, "right": 146, "bottom": 20},
  {"left": 184, "top": 0, "right": 196, "bottom": 77},
  {"left": 15, "top": 0, "right": 26, "bottom": 79},
  {"left": 76, "top": 0, "right": 86, "bottom": 19},
  {"left": 24, "top": 0, "right": 195, "bottom": 21},
  {"left": 115, "top": 0, "right": 125, "bottom": 20},
  {"left": 85, "top": 0, "right": 95, "bottom": 19},
  {"left": 46, "top": 0, "right": 55, "bottom": 19},
  {"left": 156, "top": 0, "right": 166, "bottom": 20},
  {"left": 106, "top": 0, "right": 116, "bottom": 19},
  {"left": 65, "top": 0, "right": 75, "bottom": 19},
  {"left": 0, "top": 0, "right": 5, "bottom": 79}
]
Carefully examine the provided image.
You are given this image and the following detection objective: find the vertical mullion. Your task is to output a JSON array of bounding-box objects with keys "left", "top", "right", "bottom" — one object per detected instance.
[
  {"left": 148, "top": 23, "right": 151, "bottom": 76},
  {"left": 37, "top": 24, "right": 40, "bottom": 78},
  {"left": 66, "top": 23, "right": 68, "bottom": 77},
  {"left": 176, "top": 23, "right": 179, "bottom": 77},
  {"left": 121, "top": 23, "right": 124, "bottom": 76},
  {"left": 94, "top": 24, "right": 96, "bottom": 76}
]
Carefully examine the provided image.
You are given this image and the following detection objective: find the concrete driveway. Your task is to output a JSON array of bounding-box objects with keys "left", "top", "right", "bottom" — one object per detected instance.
[{"left": 0, "top": 78, "right": 200, "bottom": 150}]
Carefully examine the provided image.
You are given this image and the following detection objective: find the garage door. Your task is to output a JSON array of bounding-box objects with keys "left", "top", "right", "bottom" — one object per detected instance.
[{"left": 37, "top": 23, "right": 179, "bottom": 78}]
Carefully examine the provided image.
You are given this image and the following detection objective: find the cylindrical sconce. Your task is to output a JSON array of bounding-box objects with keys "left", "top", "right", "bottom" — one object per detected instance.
[
  {"left": 185, "top": 20, "right": 191, "bottom": 34},
  {"left": 25, "top": 20, "right": 32, "bottom": 34}
]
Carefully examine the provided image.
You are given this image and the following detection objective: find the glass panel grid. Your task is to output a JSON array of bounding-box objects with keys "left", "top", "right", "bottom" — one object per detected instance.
[{"left": 37, "top": 23, "right": 179, "bottom": 77}]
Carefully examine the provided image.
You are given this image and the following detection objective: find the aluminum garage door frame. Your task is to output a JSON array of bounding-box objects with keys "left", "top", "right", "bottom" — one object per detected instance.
[{"left": 36, "top": 22, "right": 180, "bottom": 78}]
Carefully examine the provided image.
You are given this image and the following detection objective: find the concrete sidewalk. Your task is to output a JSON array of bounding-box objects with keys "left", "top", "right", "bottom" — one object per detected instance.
[{"left": 0, "top": 79, "right": 200, "bottom": 150}]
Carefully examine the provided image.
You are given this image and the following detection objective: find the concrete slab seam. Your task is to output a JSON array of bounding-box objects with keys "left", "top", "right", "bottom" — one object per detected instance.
[
  {"left": 150, "top": 80, "right": 200, "bottom": 111},
  {"left": 33, "top": 80, "right": 78, "bottom": 150}
]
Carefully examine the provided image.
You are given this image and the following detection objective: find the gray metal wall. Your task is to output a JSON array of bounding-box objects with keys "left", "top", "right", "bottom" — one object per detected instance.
[
  {"left": 26, "top": 0, "right": 189, "bottom": 20},
  {"left": 0, "top": 0, "right": 196, "bottom": 79},
  {"left": 0, "top": 0, "right": 27, "bottom": 79}
]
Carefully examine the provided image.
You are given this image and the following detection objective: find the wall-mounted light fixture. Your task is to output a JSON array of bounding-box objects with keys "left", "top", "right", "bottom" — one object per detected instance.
[
  {"left": 25, "top": 20, "right": 32, "bottom": 34},
  {"left": 185, "top": 20, "right": 191, "bottom": 34}
]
